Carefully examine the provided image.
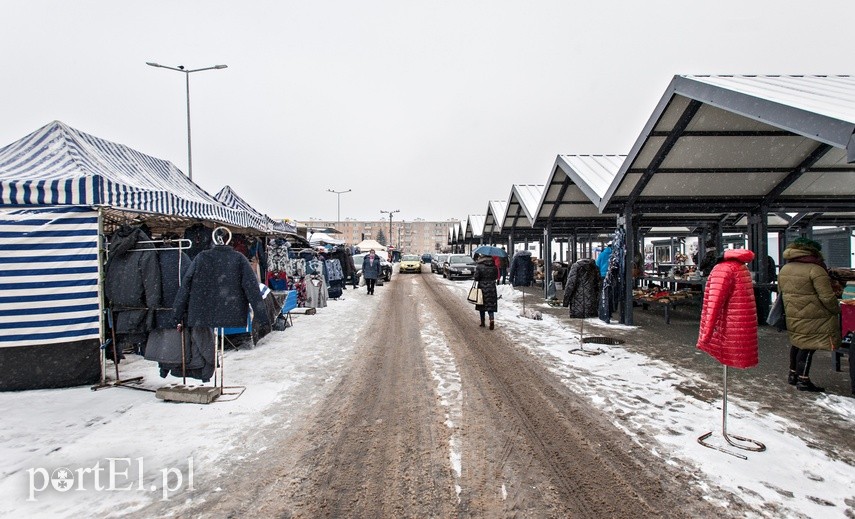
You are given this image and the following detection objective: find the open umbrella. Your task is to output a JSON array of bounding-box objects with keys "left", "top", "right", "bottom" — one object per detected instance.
[{"left": 473, "top": 245, "right": 507, "bottom": 257}]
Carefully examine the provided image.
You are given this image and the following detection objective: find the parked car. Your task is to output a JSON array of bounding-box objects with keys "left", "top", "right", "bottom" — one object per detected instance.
[
  {"left": 420, "top": 253, "right": 433, "bottom": 264},
  {"left": 443, "top": 254, "right": 476, "bottom": 280},
  {"left": 432, "top": 254, "right": 449, "bottom": 274},
  {"left": 353, "top": 252, "right": 392, "bottom": 282},
  {"left": 399, "top": 254, "right": 422, "bottom": 274}
]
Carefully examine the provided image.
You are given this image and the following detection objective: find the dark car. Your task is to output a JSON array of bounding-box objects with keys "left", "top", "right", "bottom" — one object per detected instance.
[
  {"left": 432, "top": 254, "right": 449, "bottom": 274},
  {"left": 443, "top": 254, "right": 476, "bottom": 280},
  {"left": 421, "top": 253, "right": 433, "bottom": 264},
  {"left": 354, "top": 252, "right": 392, "bottom": 282}
]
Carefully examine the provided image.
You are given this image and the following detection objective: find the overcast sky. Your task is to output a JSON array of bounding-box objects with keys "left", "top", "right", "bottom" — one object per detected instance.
[{"left": 2, "top": 1, "right": 853, "bottom": 223}]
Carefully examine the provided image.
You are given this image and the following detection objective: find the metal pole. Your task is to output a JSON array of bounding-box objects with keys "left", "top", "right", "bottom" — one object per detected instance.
[{"left": 185, "top": 72, "right": 193, "bottom": 181}]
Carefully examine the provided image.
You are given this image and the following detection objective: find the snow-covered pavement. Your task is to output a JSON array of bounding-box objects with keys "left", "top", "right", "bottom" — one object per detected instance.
[{"left": 1, "top": 272, "right": 854, "bottom": 518}]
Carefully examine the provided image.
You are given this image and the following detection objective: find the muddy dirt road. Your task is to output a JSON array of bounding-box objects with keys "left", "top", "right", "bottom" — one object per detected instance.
[{"left": 184, "top": 269, "right": 723, "bottom": 518}]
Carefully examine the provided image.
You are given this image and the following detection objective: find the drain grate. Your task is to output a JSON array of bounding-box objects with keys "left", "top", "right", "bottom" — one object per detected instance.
[{"left": 581, "top": 336, "right": 625, "bottom": 345}]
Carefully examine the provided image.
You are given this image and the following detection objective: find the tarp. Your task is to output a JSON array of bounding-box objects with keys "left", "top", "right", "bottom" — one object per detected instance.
[
  {"left": 0, "top": 121, "right": 266, "bottom": 230},
  {"left": 0, "top": 206, "right": 101, "bottom": 390},
  {"left": 309, "top": 231, "right": 345, "bottom": 246},
  {"left": 354, "top": 239, "right": 386, "bottom": 252}
]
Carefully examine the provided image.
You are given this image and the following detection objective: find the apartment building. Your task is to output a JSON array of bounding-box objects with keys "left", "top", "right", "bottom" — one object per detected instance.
[{"left": 305, "top": 218, "right": 459, "bottom": 254}]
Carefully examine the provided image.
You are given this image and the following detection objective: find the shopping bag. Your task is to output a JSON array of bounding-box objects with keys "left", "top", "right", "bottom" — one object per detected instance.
[
  {"left": 467, "top": 282, "right": 483, "bottom": 305},
  {"left": 767, "top": 295, "right": 786, "bottom": 331}
]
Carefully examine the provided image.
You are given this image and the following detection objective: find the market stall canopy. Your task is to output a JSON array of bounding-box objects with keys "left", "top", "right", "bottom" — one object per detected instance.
[
  {"left": 0, "top": 121, "right": 266, "bottom": 230},
  {"left": 501, "top": 184, "right": 544, "bottom": 236},
  {"left": 601, "top": 75, "right": 855, "bottom": 215},
  {"left": 464, "top": 214, "right": 486, "bottom": 242},
  {"left": 483, "top": 200, "right": 507, "bottom": 236},
  {"left": 309, "top": 231, "right": 345, "bottom": 246},
  {"left": 215, "top": 185, "right": 274, "bottom": 234},
  {"left": 536, "top": 154, "right": 624, "bottom": 231},
  {"left": 355, "top": 238, "right": 386, "bottom": 251}
]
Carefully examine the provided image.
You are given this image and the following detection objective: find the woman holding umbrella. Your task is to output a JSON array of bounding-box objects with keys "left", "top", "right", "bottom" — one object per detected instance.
[{"left": 473, "top": 253, "right": 499, "bottom": 329}]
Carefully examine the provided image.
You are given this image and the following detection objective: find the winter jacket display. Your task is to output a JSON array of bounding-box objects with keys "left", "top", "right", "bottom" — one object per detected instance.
[
  {"left": 304, "top": 275, "right": 328, "bottom": 308},
  {"left": 778, "top": 246, "right": 840, "bottom": 351},
  {"left": 696, "top": 249, "right": 758, "bottom": 369},
  {"left": 172, "top": 245, "right": 268, "bottom": 328},
  {"left": 156, "top": 327, "right": 217, "bottom": 382},
  {"left": 154, "top": 248, "right": 192, "bottom": 329},
  {"left": 105, "top": 226, "right": 162, "bottom": 334},
  {"left": 509, "top": 250, "right": 534, "bottom": 286},
  {"left": 362, "top": 255, "right": 382, "bottom": 280},
  {"left": 473, "top": 257, "right": 499, "bottom": 313},
  {"left": 595, "top": 246, "right": 612, "bottom": 278},
  {"left": 562, "top": 258, "right": 600, "bottom": 318}
]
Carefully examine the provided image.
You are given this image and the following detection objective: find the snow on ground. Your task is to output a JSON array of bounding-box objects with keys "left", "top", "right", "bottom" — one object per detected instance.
[
  {"left": 0, "top": 288, "right": 379, "bottom": 518},
  {"left": 442, "top": 277, "right": 855, "bottom": 518},
  {"left": 3, "top": 271, "right": 854, "bottom": 518},
  {"left": 415, "top": 275, "right": 464, "bottom": 499}
]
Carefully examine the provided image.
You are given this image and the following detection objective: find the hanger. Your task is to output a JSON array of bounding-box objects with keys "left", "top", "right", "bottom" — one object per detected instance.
[{"left": 212, "top": 226, "right": 232, "bottom": 246}]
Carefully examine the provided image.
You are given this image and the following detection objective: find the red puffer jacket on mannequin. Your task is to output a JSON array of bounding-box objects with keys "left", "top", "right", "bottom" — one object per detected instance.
[{"left": 696, "top": 248, "right": 758, "bottom": 369}]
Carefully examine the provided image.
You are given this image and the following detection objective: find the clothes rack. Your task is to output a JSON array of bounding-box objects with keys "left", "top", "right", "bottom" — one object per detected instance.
[
  {"left": 93, "top": 237, "right": 192, "bottom": 392},
  {"left": 697, "top": 366, "right": 766, "bottom": 459}
]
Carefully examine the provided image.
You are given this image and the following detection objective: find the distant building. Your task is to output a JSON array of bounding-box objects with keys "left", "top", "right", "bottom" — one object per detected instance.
[{"left": 303, "top": 218, "right": 459, "bottom": 254}]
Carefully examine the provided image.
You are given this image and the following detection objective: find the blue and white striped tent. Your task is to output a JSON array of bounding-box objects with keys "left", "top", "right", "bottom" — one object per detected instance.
[
  {"left": 0, "top": 121, "right": 268, "bottom": 231},
  {"left": 214, "top": 186, "right": 299, "bottom": 235},
  {"left": 0, "top": 121, "right": 269, "bottom": 389}
]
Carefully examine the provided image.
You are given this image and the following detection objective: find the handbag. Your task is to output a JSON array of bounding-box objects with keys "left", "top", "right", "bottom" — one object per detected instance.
[
  {"left": 467, "top": 281, "right": 484, "bottom": 305},
  {"left": 767, "top": 294, "right": 786, "bottom": 331}
]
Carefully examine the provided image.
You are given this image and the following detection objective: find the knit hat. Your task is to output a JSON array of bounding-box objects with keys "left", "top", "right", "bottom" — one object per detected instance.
[{"left": 790, "top": 237, "right": 822, "bottom": 254}]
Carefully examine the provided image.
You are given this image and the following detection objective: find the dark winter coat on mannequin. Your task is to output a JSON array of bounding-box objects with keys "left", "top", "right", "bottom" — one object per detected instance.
[
  {"left": 105, "top": 226, "right": 161, "bottom": 333},
  {"left": 696, "top": 249, "right": 758, "bottom": 368},
  {"left": 562, "top": 258, "right": 600, "bottom": 318},
  {"left": 473, "top": 257, "right": 499, "bottom": 313},
  {"left": 172, "top": 245, "right": 268, "bottom": 328},
  {"left": 509, "top": 250, "right": 534, "bottom": 286}
]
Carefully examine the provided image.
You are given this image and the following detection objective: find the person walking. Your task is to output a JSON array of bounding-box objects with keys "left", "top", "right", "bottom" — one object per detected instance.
[
  {"left": 362, "top": 249, "right": 381, "bottom": 295},
  {"left": 696, "top": 248, "right": 759, "bottom": 369},
  {"left": 778, "top": 238, "right": 841, "bottom": 392},
  {"left": 473, "top": 253, "right": 499, "bottom": 329}
]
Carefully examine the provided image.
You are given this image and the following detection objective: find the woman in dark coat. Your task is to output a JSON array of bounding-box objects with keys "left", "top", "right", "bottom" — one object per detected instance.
[
  {"left": 562, "top": 258, "right": 600, "bottom": 318},
  {"left": 473, "top": 254, "right": 499, "bottom": 329},
  {"left": 362, "top": 249, "right": 381, "bottom": 295}
]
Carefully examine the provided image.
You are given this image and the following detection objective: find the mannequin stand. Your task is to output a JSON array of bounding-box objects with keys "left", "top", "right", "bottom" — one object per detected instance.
[{"left": 697, "top": 366, "right": 766, "bottom": 460}]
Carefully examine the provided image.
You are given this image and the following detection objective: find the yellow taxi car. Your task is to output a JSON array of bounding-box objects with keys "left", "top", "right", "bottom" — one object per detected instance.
[{"left": 399, "top": 254, "right": 422, "bottom": 274}]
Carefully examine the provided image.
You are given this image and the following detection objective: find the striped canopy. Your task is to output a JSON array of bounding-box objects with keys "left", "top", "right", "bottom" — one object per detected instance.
[{"left": 0, "top": 121, "right": 267, "bottom": 230}]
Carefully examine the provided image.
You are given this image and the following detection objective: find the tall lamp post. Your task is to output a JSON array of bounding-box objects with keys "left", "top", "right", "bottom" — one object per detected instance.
[
  {"left": 380, "top": 209, "right": 400, "bottom": 248},
  {"left": 146, "top": 62, "right": 228, "bottom": 181},
  {"left": 326, "top": 188, "right": 351, "bottom": 224}
]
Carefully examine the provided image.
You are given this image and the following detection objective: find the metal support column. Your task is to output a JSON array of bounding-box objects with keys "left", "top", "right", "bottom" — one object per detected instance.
[
  {"left": 544, "top": 225, "right": 552, "bottom": 299},
  {"left": 623, "top": 207, "right": 636, "bottom": 325}
]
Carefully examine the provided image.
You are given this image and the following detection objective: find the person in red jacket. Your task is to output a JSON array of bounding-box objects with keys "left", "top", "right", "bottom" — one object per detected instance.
[{"left": 697, "top": 248, "right": 758, "bottom": 369}]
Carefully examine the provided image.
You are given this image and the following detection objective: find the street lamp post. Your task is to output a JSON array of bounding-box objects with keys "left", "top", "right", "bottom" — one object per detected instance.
[
  {"left": 326, "top": 188, "right": 351, "bottom": 224},
  {"left": 146, "top": 62, "right": 228, "bottom": 181},
  {"left": 380, "top": 209, "right": 400, "bottom": 248}
]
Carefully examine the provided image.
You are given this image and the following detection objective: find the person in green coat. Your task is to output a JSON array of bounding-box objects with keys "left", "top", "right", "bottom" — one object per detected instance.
[{"left": 778, "top": 238, "right": 841, "bottom": 392}]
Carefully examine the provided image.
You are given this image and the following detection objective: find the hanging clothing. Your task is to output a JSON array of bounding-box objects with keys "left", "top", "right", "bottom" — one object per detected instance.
[
  {"left": 156, "top": 327, "right": 217, "bottom": 382},
  {"left": 267, "top": 238, "right": 291, "bottom": 272},
  {"left": 696, "top": 249, "right": 759, "bottom": 369},
  {"left": 563, "top": 258, "right": 600, "bottom": 318},
  {"left": 325, "top": 259, "right": 344, "bottom": 281},
  {"left": 105, "top": 226, "right": 161, "bottom": 334},
  {"left": 509, "top": 250, "right": 534, "bottom": 286},
  {"left": 304, "top": 275, "right": 328, "bottom": 308},
  {"left": 595, "top": 246, "right": 613, "bottom": 278},
  {"left": 172, "top": 245, "right": 269, "bottom": 328}
]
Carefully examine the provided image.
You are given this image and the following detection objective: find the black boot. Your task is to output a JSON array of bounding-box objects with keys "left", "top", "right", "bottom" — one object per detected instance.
[
  {"left": 489, "top": 319, "right": 494, "bottom": 330},
  {"left": 479, "top": 319, "right": 485, "bottom": 328},
  {"left": 796, "top": 377, "right": 825, "bottom": 392},
  {"left": 787, "top": 370, "right": 798, "bottom": 385}
]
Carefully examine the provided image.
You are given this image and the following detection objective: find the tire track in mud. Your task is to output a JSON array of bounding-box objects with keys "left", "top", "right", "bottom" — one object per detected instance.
[{"left": 419, "top": 273, "right": 718, "bottom": 518}]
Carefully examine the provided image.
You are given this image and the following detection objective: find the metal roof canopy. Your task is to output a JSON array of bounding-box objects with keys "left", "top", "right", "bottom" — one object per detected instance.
[
  {"left": 464, "top": 214, "right": 486, "bottom": 242},
  {"left": 535, "top": 154, "right": 625, "bottom": 234},
  {"left": 483, "top": 200, "right": 507, "bottom": 236},
  {"left": 601, "top": 75, "right": 855, "bottom": 215},
  {"left": 600, "top": 75, "right": 855, "bottom": 326},
  {"left": 501, "top": 184, "right": 544, "bottom": 237}
]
